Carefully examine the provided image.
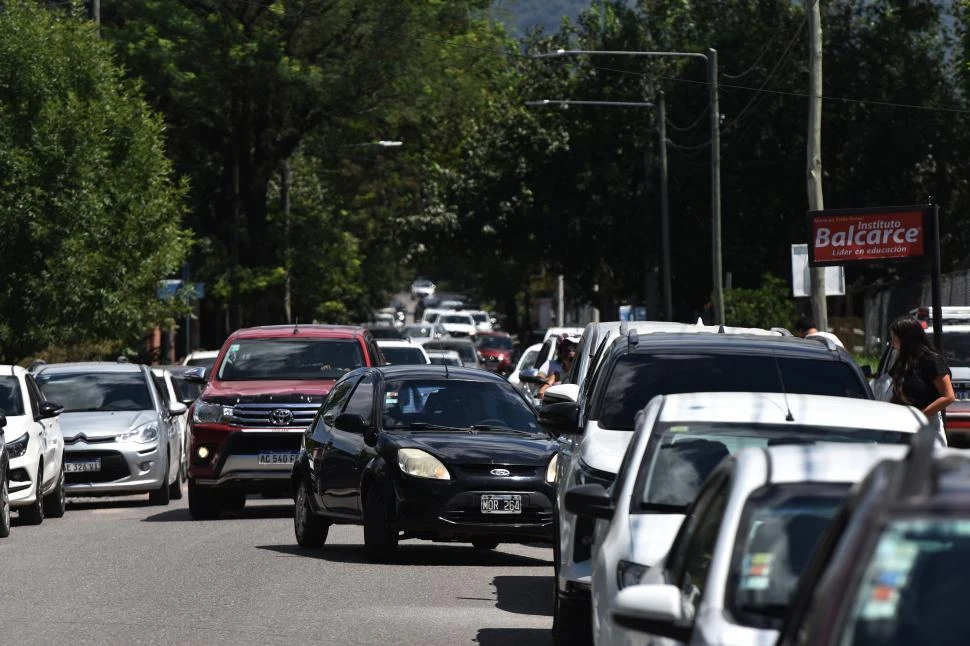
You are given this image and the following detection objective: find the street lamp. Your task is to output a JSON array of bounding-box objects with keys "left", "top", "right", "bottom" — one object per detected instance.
[
  {"left": 537, "top": 48, "right": 723, "bottom": 325},
  {"left": 525, "top": 97, "right": 674, "bottom": 322}
]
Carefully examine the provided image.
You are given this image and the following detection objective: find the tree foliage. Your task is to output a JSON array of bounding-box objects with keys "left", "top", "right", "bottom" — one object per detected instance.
[{"left": 0, "top": 0, "right": 189, "bottom": 362}]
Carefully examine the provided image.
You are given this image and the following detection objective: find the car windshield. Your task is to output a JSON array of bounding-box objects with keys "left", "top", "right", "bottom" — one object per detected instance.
[
  {"left": 637, "top": 423, "right": 907, "bottom": 512},
  {"left": 424, "top": 342, "right": 476, "bottom": 364},
  {"left": 442, "top": 314, "right": 473, "bottom": 325},
  {"left": 942, "top": 331, "right": 970, "bottom": 367},
  {"left": 0, "top": 376, "right": 25, "bottom": 416},
  {"left": 382, "top": 378, "right": 539, "bottom": 432},
  {"left": 36, "top": 371, "right": 153, "bottom": 412},
  {"left": 517, "top": 348, "right": 540, "bottom": 371},
  {"left": 596, "top": 354, "right": 869, "bottom": 430},
  {"left": 727, "top": 484, "right": 849, "bottom": 630},
  {"left": 216, "top": 338, "right": 364, "bottom": 380},
  {"left": 381, "top": 347, "right": 428, "bottom": 365},
  {"left": 471, "top": 312, "right": 489, "bottom": 324},
  {"left": 477, "top": 336, "right": 513, "bottom": 350},
  {"left": 839, "top": 517, "right": 970, "bottom": 645}
]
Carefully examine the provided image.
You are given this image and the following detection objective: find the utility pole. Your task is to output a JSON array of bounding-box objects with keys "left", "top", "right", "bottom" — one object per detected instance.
[
  {"left": 709, "top": 49, "right": 724, "bottom": 325},
  {"left": 658, "top": 92, "right": 672, "bottom": 321},
  {"left": 557, "top": 274, "right": 565, "bottom": 326},
  {"left": 89, "top": 0, "right": 100, "bottom": 29},
  {"left": 281, "top": 159, "right": 293, "bottom": 324},
  {"left": 806, "top": 0, "right": 828, "bottom": 331}
]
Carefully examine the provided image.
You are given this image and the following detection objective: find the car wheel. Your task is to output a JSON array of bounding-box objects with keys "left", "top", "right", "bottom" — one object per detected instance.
[
  {"left": 168, "top": 452, "right": 184, "bottom": 501},
  {"left": 363, "top": 488, "right": 398, "bottom": 563},
  {"left": 148, "top": 464, "right": 171, "bottom": 506},
  {"left": 188, "top": 479, "right": 221, "bottom": 520},
  {"left": 42, "top": 463, "right": 67, "bottom": 518},
  {"left": 19, "top": 461, "right": 45, "bottom": 525},
  {"left": 471, "top": 539, "right": 499, "bottom": 550},
  {"left": 0, "top": 475, "right": 10, "bottom": 538},
  {"left": 552, "top": 592, "right": 592, "bottom": 646},
  {"left": 294, "top": 481, "right": 329, "bottom": 549},
  {"left": 223, "top": 490, "right": 246, "bottom": 510}
]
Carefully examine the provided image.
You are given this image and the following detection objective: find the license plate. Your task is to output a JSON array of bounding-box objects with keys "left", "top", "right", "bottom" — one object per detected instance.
[
  {"left": 65, "top": 460, "right": 101, "bottom": 473},
  {"left": 258, "top": 452, "right": 297, "bottom": 465},
  {"left": 481, "top": 494, "right": 522, "bottom": 514}
]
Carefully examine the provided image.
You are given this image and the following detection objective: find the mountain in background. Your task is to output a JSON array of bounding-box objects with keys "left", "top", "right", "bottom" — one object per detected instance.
[{"left": 491, "top": 0, "right": 634, "bottom": 37}]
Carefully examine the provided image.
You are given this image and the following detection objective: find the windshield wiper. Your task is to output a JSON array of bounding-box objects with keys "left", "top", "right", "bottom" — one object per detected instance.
[
  {"left": 406, "top": 422, "right": 472, "bottom": 433},
  {"left": 469, "top": 425, "right": 536, "bottom": 435}
]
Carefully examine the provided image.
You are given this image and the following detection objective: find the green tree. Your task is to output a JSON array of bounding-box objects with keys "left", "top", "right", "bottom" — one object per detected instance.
[
  {"left": 0, "top": 0, "right": 189, "bottom": 362},
  {"left": 723, "top": 274, "right": 795, "bottom": 330}
]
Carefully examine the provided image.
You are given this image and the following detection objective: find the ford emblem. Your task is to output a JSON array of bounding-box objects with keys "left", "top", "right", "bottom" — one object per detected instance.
[{"left": 490, "top": 468, "right": 511, "bottom": 476}]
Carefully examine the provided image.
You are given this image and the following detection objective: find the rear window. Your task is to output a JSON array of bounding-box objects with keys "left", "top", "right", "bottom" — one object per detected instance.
[
  {"left": 36, "top": 371, "right": 153, "bottom": 412},
  {"left": 216, "top": 338, "right": 365, "bottom": 380},
  {"left": 0, "top": 376, "right": 25, "bottom": 416},
  {"left": 595, "top": 353, "right": 868, "bottom": 430},
  {"left": 381, "top": 347, "right": 428, "bottom": 365}
]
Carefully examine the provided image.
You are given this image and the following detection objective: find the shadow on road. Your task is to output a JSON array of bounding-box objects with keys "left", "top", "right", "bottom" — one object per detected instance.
[
  {"left": 475, "top": 628, "right": 551, "bottom": 646},
  {"left": 66, "top": 497, "right": 153, "bottom": 511},
  {"left": 142, "top": 503, "right": 294, "bottom": 522},
  {"left": 256, "top": 542, "right": 553, "bottom": 567},
  {"left": 492, "top": 575, "right": 554, "bottom": 616}
]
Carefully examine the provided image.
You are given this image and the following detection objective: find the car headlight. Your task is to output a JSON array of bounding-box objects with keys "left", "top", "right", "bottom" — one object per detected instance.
[
  {"left": 7, "top": 433, "right": 28, "bottom": 458},
  {"left": 397, "top": 448, "right": 450, "bottom": 480},
  {"left": 117, "top": 422, "right": 159, "bottom": 444},
  {"left": 546, "top": 453, "right": 558, "bottom": 483},
  {"left": 193, "top": 399, "right": 234, "bottom": 424},
  {"left": 617, "top": 560, "right": 650, "bottom": 590}
]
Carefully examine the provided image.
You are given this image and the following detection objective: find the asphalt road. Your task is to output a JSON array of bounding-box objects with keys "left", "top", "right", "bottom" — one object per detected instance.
[{"left": 3, "top": 490, "right": 554, "bottom": 646}]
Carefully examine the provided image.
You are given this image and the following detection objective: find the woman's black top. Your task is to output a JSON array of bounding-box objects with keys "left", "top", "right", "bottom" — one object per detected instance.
[{"left": 892, "top": 353, "right": 950, "bottom": 409}]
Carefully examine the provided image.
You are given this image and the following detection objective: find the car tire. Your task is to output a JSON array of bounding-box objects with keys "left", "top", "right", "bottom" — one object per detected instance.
[
  {"left": 552, "top": 592, "right": 592, "bottom": 646},
  {"left": 42, "top": 464, "right": 67, "bottom": 518},
  {"left": 471, "top": 539, "right": 499, "bottom": 550},
  {"left": 294, "top": 481, "right": 329, "bottom": 549},
  {"left": 188, "top": 479, "right": 221, "bottom": 520},
  {"left": 168, "top": 452, "right": 184, "bottom": 501},
  {"left": 148, "top": 463, "right": 171, "bottom": 506},
  {"left": 223, "top": 490, "right": 247, "bottom": 510},
  {"left": 0, "top": 476, "right": 9, "bottom": 538},
  {"left": 19, "top": 461, "right": 45, "bottom": 525},
  {"left": 363, "top": 488, "right": 398, "bottom": 563}
]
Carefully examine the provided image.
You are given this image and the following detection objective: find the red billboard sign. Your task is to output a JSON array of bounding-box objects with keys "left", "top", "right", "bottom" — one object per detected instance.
[{"left": 809, "top": 208, "right": 927, "bottom": 266}]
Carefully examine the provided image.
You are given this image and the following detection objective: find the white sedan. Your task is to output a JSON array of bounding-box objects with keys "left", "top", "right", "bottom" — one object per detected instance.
[
  {"left": 410, "top": 278, "right": 436, "bottom": 299},
  {"left": 569, "top": 391, "right": 927, "bottom": 646},
  {"left": 604, "top": 442, "right": 912, "bottom": 646},
  {"left": 2, "top": 364, "right": 66, "bottom": 524},
  {"left": 376, "top": 339, "right": 431, "bottom": 365}
]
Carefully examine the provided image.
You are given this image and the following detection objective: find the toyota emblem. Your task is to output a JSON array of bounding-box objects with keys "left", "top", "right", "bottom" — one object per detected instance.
[
  {"left": 490, "top": 468, "right": 511, "bottom": 477},
  {"left": 269, "top": 408, "right": 294, "bottom": 426}
]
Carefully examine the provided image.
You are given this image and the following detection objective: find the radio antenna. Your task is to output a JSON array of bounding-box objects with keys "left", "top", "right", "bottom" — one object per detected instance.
[{"left": 773, "top": 354, "right": 795, "bottom": 422}]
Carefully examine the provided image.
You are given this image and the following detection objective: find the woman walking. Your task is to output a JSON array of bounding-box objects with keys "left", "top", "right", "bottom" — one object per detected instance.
[{"left": 889, "top": 315, "right": 956, "bottom": 445}]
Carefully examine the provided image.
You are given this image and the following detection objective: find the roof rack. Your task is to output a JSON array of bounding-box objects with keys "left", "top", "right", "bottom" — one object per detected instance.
[{"left": 628, "top": 329, "right": 639, "bottom": 346}]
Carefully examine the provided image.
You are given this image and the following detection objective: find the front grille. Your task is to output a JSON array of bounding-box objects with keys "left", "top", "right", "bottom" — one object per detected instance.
[
  {"left": 455, "top": 464, "right": 542, "bottom": 478},
  {"left": 65, "top": 450, "right": 131, "bottom": 484},
  {"left": 229, "top": 402, "right": 321, "bottom": 428},
  {"left": 64, "top": 435, "right": 116, "bottom": 445},
  {"left": 440, "top": 491, "right": 553, "bottom": 525}
]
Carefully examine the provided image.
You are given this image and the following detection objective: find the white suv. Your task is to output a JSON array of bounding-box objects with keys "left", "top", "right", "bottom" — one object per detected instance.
[{"left": 2, "top": 365, "right": 67, "bottom": 524}]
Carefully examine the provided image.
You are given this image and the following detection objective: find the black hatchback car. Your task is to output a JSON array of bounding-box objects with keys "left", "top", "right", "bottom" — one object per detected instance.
[{"left": 291, "top": 365, "right": 557, "bottom": 561}]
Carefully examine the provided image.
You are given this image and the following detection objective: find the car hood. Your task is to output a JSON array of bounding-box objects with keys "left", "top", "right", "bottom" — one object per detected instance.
[
  {"left": 391, "top": 432, "right": 556, "bottom": 466},
  {"left": 581, "top": 427, "right": 635, "bottom": 474},
  {"left": 629, "top": 513, "right": 687, "bottom": 568},
  {"left": 203, "top": 379, "right": 335, "bottom": 401},
  {"left": 59, "top": 411, "right": 157, "bottom": 440}
]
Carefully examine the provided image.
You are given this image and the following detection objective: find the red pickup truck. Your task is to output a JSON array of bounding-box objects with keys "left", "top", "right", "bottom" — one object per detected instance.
[{"left": 185, "top": 324, "right": 384, "bottom": 519}]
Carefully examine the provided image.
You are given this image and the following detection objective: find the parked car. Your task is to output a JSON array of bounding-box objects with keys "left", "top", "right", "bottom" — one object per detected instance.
[
  {"left": 376, "top": 339, "right": 431, "bottom": 365},
  {"left": 185, "top": 324, "right": 384, "bottom": 519},
  {"left": 2, "top": 364, "right": 66, "bottom": 524},
  {"left": 410, "top": 277, "right": 436, "bottom": 299},
  {"left": 182, "top": 350, "right": 219, "bottom": 371},
  {"left": 291, "top": 365, "right": 556, "bottom": 561},
  {"left": 475, "top": 332, "right": 516, "bottom": 375},
  {"left": 575, "top": 392, "right": 924, "bottom": 646},
  {"left": 422, "top": 338, "right": 482, "bottom": 370},
  {"left": 775, "top": 425, "right": 964, "bottom": 646},
  {"left": 152, "top": 367, "right": 190, "bottom": 491},
  {"left": 0, "top": 415, "right": 10, "bottom": 537},
  {"left": 607, "top": 442, "right": 912, "bottom": 646},
  {"left": 426, "top": 349, "right": 463, "bottom": 366},
  {"left": 34, "top": 362, "right": 186, "bottom": 505},
  {"left": 541, "top": 328, "right": 873, "bottom": 646}
]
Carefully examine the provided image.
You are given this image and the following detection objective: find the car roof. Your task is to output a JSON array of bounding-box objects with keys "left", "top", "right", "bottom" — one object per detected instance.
[
  {"left": 743, "top": 444, "right": 912, "bottom": 486},
  {"left": 425, "top": 349, "right": 461, "bottom": 357},
  {"left": 373, "top": 365, "right": 503, "bottom": 381},
  {"left": 227, "top": 324, "right": 366, "bottom": 340},
  {"left": 376, "top": 339, "right": 419, "bottom": 348},
  {"left": 656, "top": 392, "right": 926, "bottom": 432},
  {"left": 36, "top": 362, "right": 145, "bottom": 374},
  {"left": 613, "top": 332, "right": 845, "bottom": 357},
  {"left": 0, "top": 365, "right": 27, "bottom": 378}
]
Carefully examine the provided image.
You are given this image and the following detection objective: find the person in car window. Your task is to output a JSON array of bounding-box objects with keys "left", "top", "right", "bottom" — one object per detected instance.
[
  {"left": 538, "top": 335, "right": 579, "bottom": 399},
  {"left": 889, "top": 315, "right": 955, "bottom": 445},
  {"left": 794, "top": 314, "right": 845, "bottom": 348}
]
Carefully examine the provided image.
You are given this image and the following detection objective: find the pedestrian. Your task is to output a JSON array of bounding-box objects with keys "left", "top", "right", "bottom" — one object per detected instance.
[
  {"left": 794, "top": 314, "right": 845, "bottom": 348},
  {"left": 888, "top": 315, "right": 955, "bottom": 445}
]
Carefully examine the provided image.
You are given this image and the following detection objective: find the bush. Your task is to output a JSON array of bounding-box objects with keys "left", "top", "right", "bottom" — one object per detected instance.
[{"left": 724, "top": 273, "right": 795, "bottom": 330}]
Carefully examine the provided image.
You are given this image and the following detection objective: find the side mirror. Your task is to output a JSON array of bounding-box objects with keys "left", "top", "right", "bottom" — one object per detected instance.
[
  {"left": 539, "top": 401, "right": 580, "bottom": 436},
  {"left": 612, "top": 584, "right": 691, "bottom": 641},
  {"left": 335, "top": 412, "right": 366, "bottom": 434},
  {"left": 518, "top": 368, "right": 547, "bottom": 385},
  {"left": 861, "top": 365, "right": 873, "bottom": 379},
  {"left": 37, "top": 401, "right": 63, "bottom": 420},
  {"left": 363, "top": 426, "right": 379, "bottom": 447},
  {"left": 542, "top": 383, "right": 580, "bottom": 405},
  {"left": 564, "top": 483, "right": 615, "bottom": 520},
  {"left": 168, "top": 402, "right": 188, "bottom": 417},
  {"left": 183, "top": 367, "right": 207, "bottom": 384}
]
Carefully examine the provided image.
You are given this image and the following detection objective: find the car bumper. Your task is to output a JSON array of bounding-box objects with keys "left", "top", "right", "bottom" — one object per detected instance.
[
  {"left": 62, "top": 440, "right": 166, "bottom": 495},
  {"left": 388, "top": 475, "right": 555, "bottom": 543},
  {"left": 8, "top": 453, "right": 39, "bottom": 506},
  {"left": 189, "top": 426, "right": 302, "bottom": 494}
]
